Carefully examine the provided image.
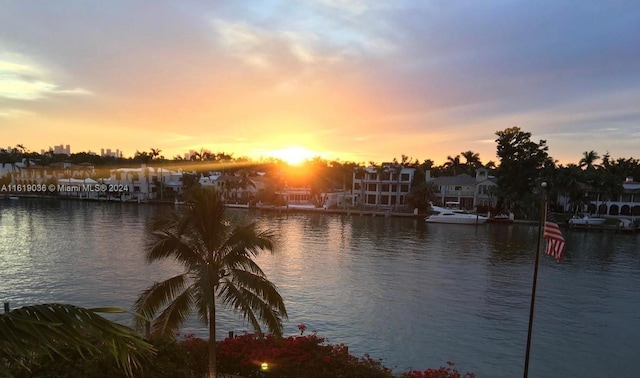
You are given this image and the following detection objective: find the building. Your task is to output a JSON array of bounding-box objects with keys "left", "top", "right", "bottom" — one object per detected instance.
[
  {"left": 8, "top": 161, "right": 96, "bottom": 186},
  {"left": 428, "top": 168, "right": 498, "bottom": 210},
  {"left": 51, "top": 144, "right": 71, "bottom": 155},
  {"left": 352, "top": 164, "right": 416, "bottom": 210},
  {"left": 101, "top": 148, "right": 121, "bottom": 158},
  {"left": 563, "top": 177, "right": 640, "bottom": 216},
  {"left": 474, "top": 168, "right": 499, "bottom": 208}
]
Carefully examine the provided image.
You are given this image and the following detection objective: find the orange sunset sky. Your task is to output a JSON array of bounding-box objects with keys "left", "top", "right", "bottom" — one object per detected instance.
[{"left": 1, "top": 1, "right": 639, "bottom": 166}]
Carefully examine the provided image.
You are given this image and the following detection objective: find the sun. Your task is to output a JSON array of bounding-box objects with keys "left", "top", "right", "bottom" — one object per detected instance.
[{"left": 272, "top": 146, "right": 316, "bottom": 165}]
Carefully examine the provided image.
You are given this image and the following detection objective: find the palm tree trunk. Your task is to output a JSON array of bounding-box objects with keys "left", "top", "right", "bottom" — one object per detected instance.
[{"left": 209, "top": 301, "right": 217, "bottom": 378}]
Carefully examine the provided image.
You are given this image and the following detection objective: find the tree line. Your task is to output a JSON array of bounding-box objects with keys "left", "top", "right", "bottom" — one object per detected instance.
[{"left": 3, "top": 127, "right": 640, "bottom": 218}]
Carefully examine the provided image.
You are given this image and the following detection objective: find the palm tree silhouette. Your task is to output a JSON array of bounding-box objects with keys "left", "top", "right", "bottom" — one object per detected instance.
[
  {"left": 579, "top": 150, "right": 600, "bottom": 170},
  {"left": 133, "top": 187, "right": 287, "bottom": 378}
]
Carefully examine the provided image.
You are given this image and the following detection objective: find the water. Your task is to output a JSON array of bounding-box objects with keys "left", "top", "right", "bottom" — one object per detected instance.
[{"left": 1, "top": 199, "right": 639, "bottom": 377}]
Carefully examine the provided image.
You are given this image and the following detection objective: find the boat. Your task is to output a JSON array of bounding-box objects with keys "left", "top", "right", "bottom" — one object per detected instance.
[
  {"left": 568, "top": 214, "right": 606, "bottom": 226},
  {"left": 488, "top": 213, "right": 514, "bottom": 224},
  {"left": 425, "top": 205, "right": 488, "bottom": 225},
  {"left": 618, "top": 219, "right": 639, "bottom": 232}
]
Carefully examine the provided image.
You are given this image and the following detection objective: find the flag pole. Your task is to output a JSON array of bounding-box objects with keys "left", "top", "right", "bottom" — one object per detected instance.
[{"left": 523, "top": 181, "right": 547, "bottom": 378}]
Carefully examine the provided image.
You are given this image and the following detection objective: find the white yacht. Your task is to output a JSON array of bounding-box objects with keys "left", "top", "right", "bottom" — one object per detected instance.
[
  {"left": 425, "top": 204, "right": 488, "bottom": 225},
  {"left": 568, "top": 214, "right": 606, "bottom": 226}
]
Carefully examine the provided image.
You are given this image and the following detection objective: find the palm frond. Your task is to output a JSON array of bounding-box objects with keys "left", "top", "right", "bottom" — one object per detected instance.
[
  {"left": 224, "top": 252, "right": 267, "bottom": 276},
  {"left": 222, "top": 223, "right": 275, "bottom": 259},
  {"left": 218, "top": 270, "right": 287, "bottom": 336},
  {"left": 132, "top": 274, "right": 189, "bottom": 331},
  {"left": 217, "top": 281, "right": 262, "bottom": 335},
  {"left": 148, "top": 209, "right": 180, "bottom": 232},
  {"left": 147, "top": 230, "right": 205, "bottom": 267},
  {"left": 151, "top": 285, "right": 196, "bottom": 338},
  {"left": 231, "top": 269, "right": 288, "bottom": 319},
  {"left": 192, "top": 288, "right": 210, "bottom": 325},
  {"left": 0, "top": 304, "right": 154, "bottom": 377}
]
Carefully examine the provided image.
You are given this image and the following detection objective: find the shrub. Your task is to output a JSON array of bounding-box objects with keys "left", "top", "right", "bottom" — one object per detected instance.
[
  {"left": 217, "top": 332, "right": 393, "bottom": 377},
  {"left": 5, "top": 330, "right": 474, "bottom": 378}
]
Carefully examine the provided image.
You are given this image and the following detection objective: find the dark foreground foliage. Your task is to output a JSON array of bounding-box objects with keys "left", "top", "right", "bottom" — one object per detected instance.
[{"left": 5, "top": 332, "right": 474, "bottom": 378}]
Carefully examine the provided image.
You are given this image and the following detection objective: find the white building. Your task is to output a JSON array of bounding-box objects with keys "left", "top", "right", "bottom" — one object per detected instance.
[
  {"left": 352, "top": 164, "right": 416, "bottom": 210},
  {"left": 108, "top": 165, "right": 183, "bottom": 201},
  {"left": 581, "top": 177, "right": 640, "bottom": 216}
]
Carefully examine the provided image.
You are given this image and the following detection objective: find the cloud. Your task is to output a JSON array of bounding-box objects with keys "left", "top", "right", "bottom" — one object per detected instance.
[
  {"left": 0, "top": 1, "right": 639, "bottom": 164},
  {"left": 0, "top": 52, "right": 91, "bottom": 101}
]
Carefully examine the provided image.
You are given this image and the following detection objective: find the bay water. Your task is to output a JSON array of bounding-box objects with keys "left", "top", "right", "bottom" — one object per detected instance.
[{"left": 1, "top": 198, "right": 639, "bottom": 377}]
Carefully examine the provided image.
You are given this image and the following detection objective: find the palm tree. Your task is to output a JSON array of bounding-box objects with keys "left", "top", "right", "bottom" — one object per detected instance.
[
  {"left": 579, "top": 150, "right": 600, "bottom": 170},
  {"left": 444, "top": 154, "right": 462, "bottom": 175},
  {"left": 150, "top": 148, "right": 162, "bottom": 161},
  {"left": 133, "top": 187, "right": 287, "bottom": 378},
  {"left": 461, "top": 150, "right": 482, "bottom": 175},
  {"left": 1, "top": 303, "right": 153, "bottom": 377}
]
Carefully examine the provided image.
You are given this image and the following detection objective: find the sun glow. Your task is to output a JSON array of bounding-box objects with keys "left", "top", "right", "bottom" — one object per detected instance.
[{"left": 271, "top": 146, "right": 317, "bottom": 165}]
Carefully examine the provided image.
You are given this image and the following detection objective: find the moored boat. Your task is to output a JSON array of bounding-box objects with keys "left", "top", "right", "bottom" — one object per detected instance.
[
  {"left": 568, "top": 214, "right": 606, "bottom": 226},
  {"left": 488, "top": 214, "right": 514, "bottom": 224},
  {"left": 618, "top": 218, "right": 639, "bottom": 232},
  {"left": 425, "top": 205, "right": 488, "bottom": 225}
]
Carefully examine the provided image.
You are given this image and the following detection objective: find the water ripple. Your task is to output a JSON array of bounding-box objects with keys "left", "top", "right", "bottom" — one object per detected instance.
[{"left": 1, "top": 201, "right": 640, "bottom": 377}]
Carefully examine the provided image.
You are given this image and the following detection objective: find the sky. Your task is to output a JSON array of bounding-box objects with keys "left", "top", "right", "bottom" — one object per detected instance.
[{"left": 1, "top": 0, "right": 639, "bottom": 166}]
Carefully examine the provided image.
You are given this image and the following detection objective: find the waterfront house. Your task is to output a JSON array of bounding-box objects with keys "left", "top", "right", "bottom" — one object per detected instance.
[
  {"left": 585, "top": 177, "right": 640, "bottom": 216},
  {"left": 427, "top": 168, "right": 498, "bottom": 210},
  {"left": 56, "top": 177, "right": 100, "bottom": 199},
  {"left": 148, "top": 167, "right": 183, "bottom": 201},
  {"left": 7, "top": 160, "right": 96, "bottom": 186},
  {"left": 278, "top": 186, "right": 315, "bottom": 208},
  {"left": 352, "top": 163, "right": 416, "bottom": 210},
  {"left": 106, "top": 165, "right": 183, "bottom": 202}
]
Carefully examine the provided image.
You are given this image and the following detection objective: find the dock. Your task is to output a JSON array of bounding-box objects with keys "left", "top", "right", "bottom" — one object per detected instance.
[{"left": 567, "top": 222, "right": 637, "bottom": 233}]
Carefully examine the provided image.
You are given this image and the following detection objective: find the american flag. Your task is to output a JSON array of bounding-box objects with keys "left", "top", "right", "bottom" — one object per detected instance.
[{"left": 544, "top": 213, "right": 566, "bottom": 263}]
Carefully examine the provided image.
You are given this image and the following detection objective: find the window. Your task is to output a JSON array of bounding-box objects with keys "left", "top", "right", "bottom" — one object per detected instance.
[
  {"left": 381, "top": 195, "right": 389, "bottom": 205},
  {"left": 401, "top": 173, "right": 410, "bottom": 181},
  {"left": 367, "top": 194, "right": 376, "bottom": 204},
  {"left": 381, "top": 184, "right": 390, "bottom": 192},
  {"left": 367, "top": 183, "right": 377, "bottom": 191},
  {"left": 354, "top": 183, "right": 361, "bottom": 190},
  {"left": 400, "top": 184, "right": 409, "bottom": 192}
]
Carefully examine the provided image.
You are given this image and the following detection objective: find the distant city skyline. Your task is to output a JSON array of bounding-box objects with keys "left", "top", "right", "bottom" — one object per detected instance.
[{"left": 2, "top": 1, "right": 639, "bottom": 166}]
